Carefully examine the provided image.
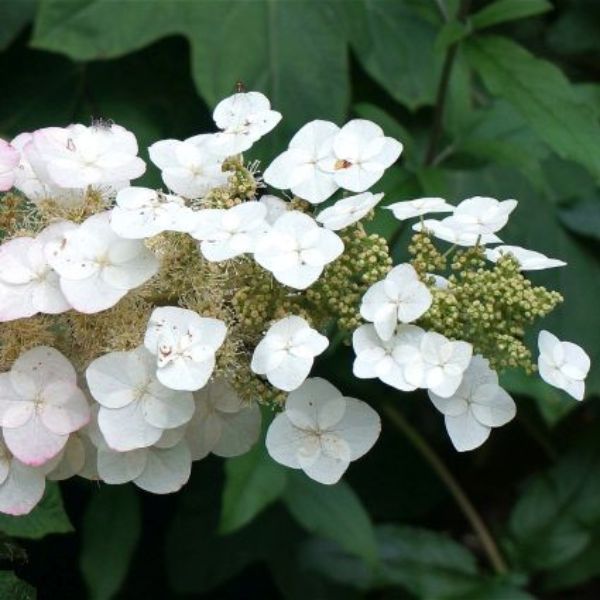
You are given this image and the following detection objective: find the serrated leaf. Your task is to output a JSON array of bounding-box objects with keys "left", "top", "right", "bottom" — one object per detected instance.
[
  {"left": 283, "top": 473, "right": 378, "bottom": 565},
  {"left": 471, "top": 0, "right": 552, "bottom": 30},
  {"left": 465, "top": 35, "right": 600, "bottom": 181},
  {"left": 80, "top": 486, "right": 141, "bottom": 600},
  {"left": 220, "top": 443, "right": 287, "bottom": 534},
  {"left": 0, "top": 570, "right": 36, "bottom": 600},
  {"left": 0, "top": 483, "right": 72, "bottom": 539}
]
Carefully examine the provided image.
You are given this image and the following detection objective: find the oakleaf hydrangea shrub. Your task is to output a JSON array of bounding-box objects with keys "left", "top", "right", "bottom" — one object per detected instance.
[{"left": 0, "top": 91, "right": 590, "bottom": 514}]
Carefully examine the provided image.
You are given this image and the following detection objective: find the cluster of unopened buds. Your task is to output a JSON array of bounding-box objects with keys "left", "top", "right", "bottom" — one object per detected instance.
[{"left": 0, "top": 90, "right": 590, "bottom": 515}]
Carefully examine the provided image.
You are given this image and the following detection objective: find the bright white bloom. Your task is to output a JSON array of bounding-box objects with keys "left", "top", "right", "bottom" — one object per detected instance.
[
  {"left": 251, "top": 316, "right": 328, "bottom": 391},
  {"left": 485, "top": 245, "right": 567, "bottom": 271},
  {"left": 445, "top": 196, "right": 517, "bottom": 236},
  {"left": 352, "top": 323, "right": 424, "bottom": 391},
  {"left": 264, "top": 120, "right": 339, "bottom": 204},
  {"left": 406, "top": 332, "right": 473, "bottom": 398},
  {"left": 0, "top": 139, "right": 20, "bottom": 191},
  {"left": 191, "top": 201, "right": 269, "bottom": 261},
  {"left": 186, "top": 380, "right": 261, "bottom": 460},
  {"left": 254, "top": 211, "right": 344, "bottom": 289},
  {"left": 538, "top": 330, "right": 590, "bottom": 401},
  {"left": 209, "top": 91, "right": 281, "bottom": 156},
  {"left": 266, "top": 378, "right": 381, "bottom": 485},
  {"left": 110, "top": 187, "right": 196, "bottom": 239},
  {"left": 28, "top": 123, "right": 145, "bottom": 190},
  {"left": 0, "top": 222, "right": 73, "bottom": 321},
  {"left": 413, "top": 218, "right": 502, "bottom": 247},
  {"left": 148, "top": 135, "right": 228, "bottom": 198},
  {"left": 260, "top": 195, "right": 289, "bottom": 224},
  {"left": 386, "top": 197, "right": 454, "bottom": 221},
  {"left": 429, "top": 355, "right": 516, "bottom": 452},
  {"left": 144, "top": 306, "right": 227, "bottom": 391},
  {"left": 0, "top": 347, "right": 89, "bottom": 466},
  {"left": 86, "top": 346, "right": 195, "bottom": 451},
  {"left": 96, "top": 433, "right": 192, "bottom": 494},
  {"left": 324, "top": 119, "right": 403, "bottom": 192},
  {"left": 45, "top": 212, "right": 159, "bottom": 313},
  {"left": 316, "top": 192, "right": 383, "bottom": 231},
  {"left": 360, "top": 264, "right": 432, "bottom": 340},
  {"left": 0, "top": 439, "right": 46, "bottom": 515},
  {"left": 10, "top": 132, "right": 57, "bottom": 202}
]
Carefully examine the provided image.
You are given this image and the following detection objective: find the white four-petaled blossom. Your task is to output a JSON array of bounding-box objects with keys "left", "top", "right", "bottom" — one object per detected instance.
[
  {"left": 110, "top": 186, "right": 196, "bottom": 239},
  {"left": 254, "top": 211, "right": 343, "bottom": 289},
  {"left": 86, "top": 346, "right": 195, "bottom": 451},
  {"left": 251, "top": 316, "right": 329, "bottom": 391},
  {"left": 144, "top": 306, "right": 227, "bottom": 391},
  {"left": 537, "top": 330, "right": 590, "bottom": 401},
  {"left": 413, "top": 218, "right": 503, "bottom": 247},
  {"left": 386, "top": 197, "right": 454, "bottom": 221},
  {"left": 266, "top": 378, "right": 381, "bottom": 484},
  {"left": 0, "top": 347, "right": 89, "bottom": 466},
  {"left": 45, "top": 211, "right": 159, "bottom": 313},
  {"left": 191, "top": 201, "right": 269, "bottom": 261},
  {"left": 485, "top": 245, "right": 567, "bottom": 271},
  {"left": 360, "top": 264, "right": 432, "bottom": 340},
  {"left": 445, "top": 196, "right": 517, "bottom": 236},
  {"left": 316, "top": 192, "right": 383, "bottom": 230},
  {"left": 429, "top": 355, "right": 516, "bottom": 452}
]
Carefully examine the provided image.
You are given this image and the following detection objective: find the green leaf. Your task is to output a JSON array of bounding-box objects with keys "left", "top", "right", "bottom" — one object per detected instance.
[
  {"left": 283, "top": 473, "right": 378, "bottom": 565},
  {"left": 31, "top": 0, "right": 349, "bottom": 153},
  {"left": 559, "top": 199, "right": 600, "bottom": 241},
  {"left": 220, "top": 443, "right": 287, "bottom": 534},
  {"left": 346, "top": 0, "right": 442, "bottom": 110},
  {"left": 471, "top": 0, "right": 552, "bottom": 30},
  {"left": 465, "top": 35, "right": 600, "bottom": 181},
  {"left": 507, "top": 435, "right": 600, "bottom": 572},
  {"left": 546, "top": 0, "right": 600, "bottom": 56},
  {"left": 0, "top": 570, "right": 36, "bottom": 600},
  {"left": 80, "top": 486, "right": 141, "bottom": 600},
  {"left": 0, "top": 0, "right": 36, "bottom": 50},
  {"left": 543, "top": 535, "right": 600, "bottom": 592},
  {"left": 0, "top": 483, "right": 72, "bottom": 539}
]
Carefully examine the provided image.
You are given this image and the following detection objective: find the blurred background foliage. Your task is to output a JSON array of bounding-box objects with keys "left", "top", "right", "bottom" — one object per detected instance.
[{"left": 0, "top": 0, "right": 599, "bottom": 598}]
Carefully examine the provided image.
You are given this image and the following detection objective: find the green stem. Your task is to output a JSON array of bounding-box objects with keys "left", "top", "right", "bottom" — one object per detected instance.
[{"left": 382, "top": 401, "right": 509, "bottom": 575}]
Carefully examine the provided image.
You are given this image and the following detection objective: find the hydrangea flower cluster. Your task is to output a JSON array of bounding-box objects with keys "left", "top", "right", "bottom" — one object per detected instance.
[{"left": 0, "top": 91, "right": 589, "bottom": 514}]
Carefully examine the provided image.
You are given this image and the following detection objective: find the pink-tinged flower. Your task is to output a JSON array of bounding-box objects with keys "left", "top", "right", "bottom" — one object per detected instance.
[
  {"left": 0, "top": 347, "right": 90, "bottom": 466},
  {"left": 0, "top": 139, "right": 20, "bottom": 191}
]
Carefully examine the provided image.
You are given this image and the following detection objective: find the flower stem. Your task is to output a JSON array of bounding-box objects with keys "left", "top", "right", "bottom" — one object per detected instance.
[{"left": 382, "top": 401, "right": 509, "bottom": 575}]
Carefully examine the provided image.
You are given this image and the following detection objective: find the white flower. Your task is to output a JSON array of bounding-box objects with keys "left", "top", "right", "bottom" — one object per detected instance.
[
  {"left": 316, "top": 192, "right": 383, "bottom": 231},
  {"left": 191, "top": 201, "right": 269, "bottom": 261},
  {"left": 45, "top": 434, "right": 86, "bottom": 481},
  {"left": 186, "top": 380, "right": 261, "bottom": 460},
  {"left": 360, "top": 264, "right": 432, "bottom": 340},
  {"left": 0, "top": 139, "right": 20, "bottom": 191},
  {"left": 413, "top": 218, "right": 503, "bottom": 247},
  {"left": 538, "top": 330, "right": 590, "bottom": 401},
  {"left": 260, "top": 195, "right": 289, "bottom": 225},
  {"left": 324, "top": 119, "right": 403, "bottom": 192},
  {"left": 352, "top": 323, "right": 424, "bottom": 391},
  {"left": 0, "top": 222, "right": 73, "bottom": 322},
  {"left": 0, "top": 439, "right": 46, "bottom": 515},
  {"left": 110, "top": 187, "right": 196, "bottom": 239},
  {"left": 264, "top": 120, "right": 339, "bottom": 204},
  {"left": 386, "top": 197, "right": 454, "bottom": 221},
  {"left": 208, "top": 91, "right": 281, "bottom": 156},
  {"left": 0, "top": 346, "right": 89, "bottom": 466},
  {"left": 265, "top": 378, "right": 381, "bottom": 485},
  {"left": 29, "top": 123, "right": 145, "bottom": 190},
  {"left": 148, "top": 135, "right": 228, "bottom": 198},
  {"left": 485, "top": 245, "right": 567, "bottom": 271},
  {"left": 96, "top": 435, "right": 192, "bottom": 494},
  {"left": 254, "top": 211, "right": 344, "bottom": 289},
  {"left": 446, "top": 196, "right": 517, "bottom": 236},
  {"left": 429, "top": 355, "right": 516, "bottom": 452},
  {"left": 251, "top": 316, "right": 329, "bottom": 391},
  {"left": 406, "top": 332, "right": 473, "bottom": 398},
  {"left": 86, "top": 346, "right": 195, "bottom": 451},
  {"left": 45, "top": 211, "right": 159, "bottom": 313},
  {"left": 144, "top": 306, "right": 227, "bottom": 391}
]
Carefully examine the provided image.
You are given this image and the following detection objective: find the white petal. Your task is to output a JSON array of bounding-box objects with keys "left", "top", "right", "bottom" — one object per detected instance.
[
  {"left": 134, "top": 442, "right": 191, "bottom": 494},
  {"left": 0, "top": 460, "right": 45, "bottom": 515},
  {"left": 98, "top": 402, "right": 162, "bottom": 452},
  {"left": 97, "top": 447, "right": 147, "bottom": 483},
  {"left": 331, "top": 398, "right": 380, "bottom": 460},
  {"left": 444, "top": 412, "right": 491, "bottom": 452}
]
